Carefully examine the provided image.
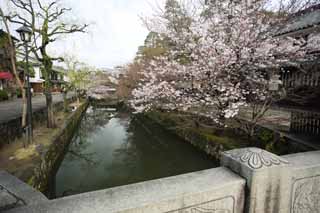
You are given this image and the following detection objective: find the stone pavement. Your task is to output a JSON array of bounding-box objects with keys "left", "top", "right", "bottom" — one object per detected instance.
[{"left": 0, "top": 93, "right": 74, "bottom": 124}]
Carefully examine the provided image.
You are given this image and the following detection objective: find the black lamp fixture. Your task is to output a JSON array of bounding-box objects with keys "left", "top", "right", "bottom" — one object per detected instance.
[{"left": 16, "top": 24, "right": 32, "bottom": 42}]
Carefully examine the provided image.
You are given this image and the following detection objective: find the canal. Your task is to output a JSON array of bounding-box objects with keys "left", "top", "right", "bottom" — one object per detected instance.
[{"left": 52, "top": 106, "right": 218, "bottom": 198}]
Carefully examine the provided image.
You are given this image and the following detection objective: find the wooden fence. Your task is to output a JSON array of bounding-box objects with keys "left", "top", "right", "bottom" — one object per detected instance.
[
  {"left": 281, "top": 70, "right": 320, "bottom": 89},
  {"left": 290, "top": 110, "right": 320, "bottom": 135}
]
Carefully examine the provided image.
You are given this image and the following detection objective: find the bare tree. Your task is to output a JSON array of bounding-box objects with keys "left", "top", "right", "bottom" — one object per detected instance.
[
  {"left": 117, "top": 63, "right": 143, "bottom": 100},
  {"left": 0, "top": 8, "right": 28, "bottom": 147},
  {"left": 276, "top": 0, "right": 320, "bottom": 14},
  {"left": 7, "top": 0, "right": 88, "bottom": 128}
]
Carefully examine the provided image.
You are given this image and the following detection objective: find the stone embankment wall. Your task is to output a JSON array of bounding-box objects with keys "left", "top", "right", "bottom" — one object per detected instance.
[
  {"left": 90, "top": 98, "right": 124, "bottom": 109},
  {"left": 134, "top": 113, "right": 247, "bottom": 161},
  {"left": 3, "top": 148, "right": 320, "bottom": 213},
  {"left": 136, "top": 112, "right": 313, "bottom": 159},
  {"left": 29, "top": 101, "right": 89, "bottom": 194}
]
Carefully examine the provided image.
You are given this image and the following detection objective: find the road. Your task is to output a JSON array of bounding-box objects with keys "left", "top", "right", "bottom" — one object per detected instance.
[{"left": 0, "top": 93, "right": 74, "bottom": 124}]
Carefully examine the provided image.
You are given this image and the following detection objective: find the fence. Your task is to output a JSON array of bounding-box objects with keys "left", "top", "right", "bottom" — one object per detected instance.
[{"left": 290, "top": 109, "right": 320, "bottom": 135}]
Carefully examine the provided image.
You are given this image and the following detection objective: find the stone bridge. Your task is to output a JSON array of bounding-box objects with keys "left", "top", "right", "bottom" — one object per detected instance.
[{"left": 1, "top": 148, "right": 320, "bottom": 213}]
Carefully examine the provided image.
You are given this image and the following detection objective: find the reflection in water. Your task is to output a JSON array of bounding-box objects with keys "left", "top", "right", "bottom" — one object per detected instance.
[{"left": 53, "top": 106, "right": 217, "bottom": 198}]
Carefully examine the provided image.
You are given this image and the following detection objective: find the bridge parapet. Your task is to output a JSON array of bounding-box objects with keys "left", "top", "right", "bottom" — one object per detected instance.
[{"left": 3, "top": 148, "right": 320, "bottom": 213}]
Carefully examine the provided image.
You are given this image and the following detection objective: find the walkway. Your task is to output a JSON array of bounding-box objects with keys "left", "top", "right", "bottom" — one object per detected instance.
[
  {"left": 239, "top": 106, "right": 320, "bottom": 150},
  {"left": 0, "top": 93, "right": 74, "bottom": 124}
]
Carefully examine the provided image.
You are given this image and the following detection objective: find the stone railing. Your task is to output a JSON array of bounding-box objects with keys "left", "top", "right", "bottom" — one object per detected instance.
[{"left": 2, "top": 148, "right": 320, "bottom": 213}]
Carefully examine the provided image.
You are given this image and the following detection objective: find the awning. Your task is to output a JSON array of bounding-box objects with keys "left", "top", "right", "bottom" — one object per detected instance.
[{"left": 0, "top": 72, "right": 13, "bottom": 80}]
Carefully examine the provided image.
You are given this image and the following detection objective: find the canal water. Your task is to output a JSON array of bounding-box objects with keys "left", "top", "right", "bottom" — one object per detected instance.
[{"left": 53, "top": 106, "right": 217, "bottom": 198}]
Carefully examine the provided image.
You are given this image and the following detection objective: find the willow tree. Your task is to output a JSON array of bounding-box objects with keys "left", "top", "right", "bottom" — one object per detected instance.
[
  {"left": 64, "top": 55, "right": 90, "bottom": 105},
  {"left": 68, "top": 66, "right": 90, "bottom": 105},
  {"left": 8, "top": 0, "right": 88, "bottom": 128}
]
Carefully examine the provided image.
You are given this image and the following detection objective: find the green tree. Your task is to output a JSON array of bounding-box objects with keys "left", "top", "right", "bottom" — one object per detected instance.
[
  {"left": 16, "top": 61, "right": 35, "bottom": 77},
  {"left": 68, "top": 66, "right": 90, "bottom": 105},
  {"left": 135, "top": 32, "right": 168, "bottom": 61}
]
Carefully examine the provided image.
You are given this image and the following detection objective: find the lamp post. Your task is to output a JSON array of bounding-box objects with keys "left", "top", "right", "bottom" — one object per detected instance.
[{"left": 16, "top": 24, "right": 33, "bottom": 144}]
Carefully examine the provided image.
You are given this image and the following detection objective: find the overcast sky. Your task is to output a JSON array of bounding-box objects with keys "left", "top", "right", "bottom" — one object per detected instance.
[
  {"left": 50, "top": 0, "right": 166, "bottom": 69},
  {"left": 1, "top": 0, "right": 285, "bottom": 69},
  {"left": 0, "top": 0, "right": 165, "bottom": 69}
]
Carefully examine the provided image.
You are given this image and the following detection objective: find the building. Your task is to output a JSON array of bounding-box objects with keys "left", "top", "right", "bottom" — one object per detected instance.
[
  {"left": 0, "top": 29, "right": 18, "bottom": 92},
  {"left": 50, "top": 66, "right": 69, "bottom": 93},
  {"left": 28, "top": 59, "right": 44, "bottom": 93},
  {"left": 275, "top": 4, "right": 320, "bottom": 136},
  {"left": 276, "top": 4, "right": 320, "bottom": 92},
  {"left": 16, "top": 52, "right": 69, "bottom": 93},
  {"left": 31, "top": 65, "right": 69, "bottom": 93}
]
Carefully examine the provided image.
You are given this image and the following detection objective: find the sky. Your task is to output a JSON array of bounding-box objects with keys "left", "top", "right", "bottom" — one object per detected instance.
[
  {"left": 1, "top": 0, "right": 165, "bottom": 69},
  {"left": 1, "top": 0, "right": 285, "bottom": 69},
  {"left": 52, "top": 0, "right": 166, "bottom": 69}
]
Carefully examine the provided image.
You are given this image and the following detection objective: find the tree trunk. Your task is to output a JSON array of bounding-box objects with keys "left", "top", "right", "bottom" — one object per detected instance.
[
  {"left": 63, "top": 91, "right": 68, "bottom": 112},
  {"left": 45, "top": 89, "right": 55, "bottom": 128},
  {"left": 42, "top": 55, "right": 55, "bottom": 128},
  {"left": 76, "top": 90, "right": 80, "bottom": 106},
  {"left": 249, "top": 125, "right": 256, "bottom": 138}
]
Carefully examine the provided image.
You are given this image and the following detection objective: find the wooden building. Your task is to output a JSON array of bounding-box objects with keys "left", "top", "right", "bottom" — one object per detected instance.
[
  {"left": 16, "top": 52, "right": 69, "bottom": 93},
  {"left": 275, "top": 4, "right": 320, "bottom": 136},
  {"left": 0, "top": 29, "right": 18, "bottom": 92},
  {"left": 276, "top": 4, "right": 320, "bottom": 93}
]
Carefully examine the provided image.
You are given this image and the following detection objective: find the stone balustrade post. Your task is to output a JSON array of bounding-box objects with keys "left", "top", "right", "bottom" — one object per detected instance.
[{"left": 221, "top": 148, "right": 292, "bottom": 213}]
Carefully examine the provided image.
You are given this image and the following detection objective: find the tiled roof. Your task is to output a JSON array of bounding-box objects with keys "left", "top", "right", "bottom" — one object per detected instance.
[
  {"left": 277, "top": 4, "right": 320, "bottom": 36},
  {"left": 0, "top": 29, "right": 19, "bottom": 41}
]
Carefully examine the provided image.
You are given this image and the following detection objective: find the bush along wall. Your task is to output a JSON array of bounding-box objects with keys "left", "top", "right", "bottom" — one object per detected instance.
[
  {"left": 254, "top": 124, "right": 314, "bottom": 155},
  {"left": 0, "top": 90, "right": 9, "bottom": 101}
]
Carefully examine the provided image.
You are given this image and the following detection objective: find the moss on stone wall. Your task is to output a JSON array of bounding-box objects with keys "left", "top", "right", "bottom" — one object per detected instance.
[
  {"left": 29, "top": 101, "right": 89, "bottom": 194},
  {"left": 138, "top": 110, "right": 312, "bottom": 160},
  {"left": 135, "top": 111, "right": 248, "bottom": 161}
]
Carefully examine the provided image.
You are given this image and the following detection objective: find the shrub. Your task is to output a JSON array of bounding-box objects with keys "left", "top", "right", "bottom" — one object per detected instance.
[
  {"left": 16, "top": 88, "right": 22, "bottom": 98},
  {"left": 0, "top": 90, "right": 9, "bottom": 101}
]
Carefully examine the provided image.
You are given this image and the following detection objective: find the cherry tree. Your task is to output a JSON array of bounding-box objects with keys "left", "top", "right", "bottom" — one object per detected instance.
[{"left": 131, "top": 0, "right": 319, "bottom": 131}]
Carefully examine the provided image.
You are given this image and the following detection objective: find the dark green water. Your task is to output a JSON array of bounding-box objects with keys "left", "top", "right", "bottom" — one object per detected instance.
[{"left": 53, "top": 106, "right": 217, "bottom": 198}]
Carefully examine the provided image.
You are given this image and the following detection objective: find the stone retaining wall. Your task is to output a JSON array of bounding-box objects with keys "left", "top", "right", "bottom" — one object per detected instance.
[
  {"left": 139, "top": 111, "right": 313, "bottom": 159},
  {"left": 3, "top": 148, "right": 320, "bottom": 213},
  {"left": 133, "top": 114, "right": 227, "bottom": 161},
  {"left": 28, "top": 101, "right": 89, "bottom": 195}
]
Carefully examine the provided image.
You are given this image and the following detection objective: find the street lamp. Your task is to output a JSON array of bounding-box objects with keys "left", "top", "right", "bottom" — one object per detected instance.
[{"left": 16, "top": 24, "right": 33, "bottom": 144}]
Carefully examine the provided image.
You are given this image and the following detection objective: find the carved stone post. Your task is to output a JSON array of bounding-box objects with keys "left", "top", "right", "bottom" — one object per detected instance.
[{"left": 221, "top": 148, "right": 291, "bottom": 213}]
